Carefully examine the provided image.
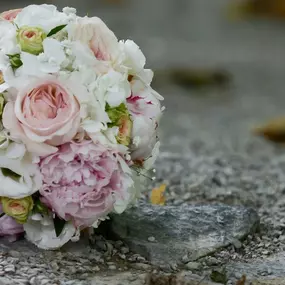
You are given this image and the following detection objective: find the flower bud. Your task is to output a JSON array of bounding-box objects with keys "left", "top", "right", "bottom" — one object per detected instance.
[
  {"left": 106, "top": 103, "right": 132, "bottom": 146},
  {"left": 17, "top": 26, "right": 46, "bottom": 55},
  {"left": 2, "top": 196, "right": 34, "bottom": 224},
  {"left": 117, "top": 115, "right": 132, "bottom": 146}
]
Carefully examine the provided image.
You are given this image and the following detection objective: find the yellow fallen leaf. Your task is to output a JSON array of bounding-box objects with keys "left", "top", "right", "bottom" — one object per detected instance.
[
  {"left": 150, "top": 184, "right": 166, "bottom": 206},
  {"left": 253, "top": 116, "right": 285, "bottom": 143},
  {"left": 226, "top": 2, "right": 251, "bottom": 21},
  {"left": 227, "top": 0, "right": 285, "bottom": 20},
  {"left": 236, "top": 275, "right": 246, "bottom": 285}
]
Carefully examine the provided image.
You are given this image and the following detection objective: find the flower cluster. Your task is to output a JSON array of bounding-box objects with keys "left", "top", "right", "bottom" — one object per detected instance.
[{"left": 0, "top": 5, "right": 163, "bottom": 249}]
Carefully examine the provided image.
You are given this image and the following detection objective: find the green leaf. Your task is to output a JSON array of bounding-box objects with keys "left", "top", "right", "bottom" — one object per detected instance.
[
  {"left": 33, "top": 199, "right": 49, "bottom": 215},
  {"left": 106, "top": 103, "right": 128, "bottom": 125},
  {"left": 1, "top": 168, "right": 21, "bottom": 181},
  {"left": 53, "top": 216, "right": 66, "bottom": 237},
  {"left": 47, "top": 25, "right": 67, "bottom": 37},
  {"left": 7, "top": 54, "right": 23, "bottom": 70}
]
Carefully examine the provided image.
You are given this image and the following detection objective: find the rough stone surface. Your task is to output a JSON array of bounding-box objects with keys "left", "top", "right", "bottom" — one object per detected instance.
[
  {"left": 226, "top": 252, "right": 285, "bottom": 281},
  {"left": 109, "top": 203, "right": 259, "bottom": 265}
]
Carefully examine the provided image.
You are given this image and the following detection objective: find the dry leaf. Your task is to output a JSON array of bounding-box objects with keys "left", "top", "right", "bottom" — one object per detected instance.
[
  {"left": 236, "top": 275, "right": 246, "bottom": 285},
  {"left": 150, "top": 184, "right": 166, "bottom": 205},
  {"left": 102, "top": 0, "right": 126, "bottom": 5},
  {"left": 228, "top": 0, "right": 285, "bottom": 20},
  {"left": 152, "top": 68, "right": 231, "bottom": 90},
  {"left": 169, "top": 68, "right": 231, "bottom": 88},
  {"left": 253, "top": 117, "right": 285, "bottom": 143}
]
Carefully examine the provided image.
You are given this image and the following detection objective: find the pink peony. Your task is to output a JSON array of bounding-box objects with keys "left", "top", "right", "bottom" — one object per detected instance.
[
  {"left": 3, "top": 79, "right": 80, "bottom": 156},
  {"left": 39, "top": 141, "right": 131, "bottom": 228},
  {"left": 1, "top": 9, "right": 22, "bottom": 21},
  {"left": 0, "top": 205, "right": 24, "bottom": 237}
]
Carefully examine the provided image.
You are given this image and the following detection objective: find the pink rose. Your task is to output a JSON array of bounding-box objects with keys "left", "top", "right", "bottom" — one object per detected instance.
[
  {"left": 3, "top": 79, "right": 80, "bottom": 156},
  {"left": 1, "top": 8, "right": 22, "bottom": 21},
  {"left": 69, "top": 17, "right": 119, "bottom": 61},
  {"left": 39, "top": 141, "right": 132, "bottom": 228},
  {"left": 0, "top": 205, "right": 24, "bottom": 237}
]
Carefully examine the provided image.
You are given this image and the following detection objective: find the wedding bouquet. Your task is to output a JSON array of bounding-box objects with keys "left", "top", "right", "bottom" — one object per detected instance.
[{"left": 0, "top": 5, "right": 163, "bottom": 249}]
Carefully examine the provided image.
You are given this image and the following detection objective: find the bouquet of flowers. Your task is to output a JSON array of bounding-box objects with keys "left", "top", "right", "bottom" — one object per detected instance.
[{"left": 0, "top": 5, "right": 163, "bottom": 249}]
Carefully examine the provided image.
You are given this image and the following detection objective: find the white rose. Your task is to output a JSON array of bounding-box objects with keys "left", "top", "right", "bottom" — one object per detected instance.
[
  {"left": 24, "top": 214, "right": 77, "bottom": 250},
  {"left": 14, "top": 4, "right": 70, "bottom": 33},
  {"left": 68, "top": 16, "right": 119, "bottom": 61}
]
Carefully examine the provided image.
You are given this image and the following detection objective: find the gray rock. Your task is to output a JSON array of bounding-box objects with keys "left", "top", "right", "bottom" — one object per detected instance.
[
  {"left": 226, "top": 252, "right": 285, "bottom": 280},
  {"left": 109, "top": 203, "right": 259, "bottom": 265},
  {"left": 185, "top": 262, "right": 201, "bottom": 271}
]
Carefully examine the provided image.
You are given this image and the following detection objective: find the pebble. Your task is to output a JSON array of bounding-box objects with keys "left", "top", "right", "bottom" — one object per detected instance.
[
  {"left": 119, "top": 254, "right": 126, "bottom": 260},
  {"left": 9, "top": 251, "right": 21, "bottom": 258},
  {"left": 120, "top": 247, "right": 129, "bottom": 254},
  {"left": 51, "top": 261, "right": 59, "bottom": 271},
  {"left": 131, "top": 263, "right": 151, "bottom": 270},
  {"left": 232, "top": 239, "right": 242, "bottom": 249},
  {"left": 185, "top": 262, "right": 201, "bottom": 271},
  {"left": 147, "top": 236, "right": 156, "bottom": 242},
  {"left": 94, "top": 266, "right": 100, "bottom": 272},
  {"left": 108, "top": 265, "right": 117, "bottom": 270},
  {"left": 4, "top": 265, "right": 15, "bottom": 273},
  {"left": 206, "top": 257, "right": 220, "bottom": 266},
  {"left": 181, "top": 254, "right": 190, "bottom": 264}
]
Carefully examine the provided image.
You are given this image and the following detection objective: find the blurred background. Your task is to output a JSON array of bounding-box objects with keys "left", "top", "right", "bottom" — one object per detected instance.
[{"left": 2, "top": 0, "right": 285, "bottom": 156}]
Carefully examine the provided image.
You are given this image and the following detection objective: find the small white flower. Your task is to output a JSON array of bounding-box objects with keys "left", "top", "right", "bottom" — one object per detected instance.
[
  {"left": 95, "top": 70, "right": 130, "bottom": 108},
  {"left": 0, "top": 21, "right": 19, "bottom": 55},
  {"left": 0, "top": 148, "right": 42, "bottom": 198},
  {"left": 24, "top": 214, "right": 76, "bottom": 250},
  {"left": 62, "top": 7, "right": 77, "bottom": 16},
  {"left": 119, "top": 40, "right": 146, "bottom": 74},
  {"left": 21, "top": 52, "right": 59, "bottom": 77},
  {"left": 43, "top": 38, "right": 66, "bottom": 64}
]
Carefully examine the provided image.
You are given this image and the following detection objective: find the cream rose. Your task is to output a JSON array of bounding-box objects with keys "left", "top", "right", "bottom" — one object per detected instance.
[
  {"left": 68, "top": 16, "right": 119, "bottom": 61},
  {"left": 3, "top": 79, "right": 80, "bottom": 156}
]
